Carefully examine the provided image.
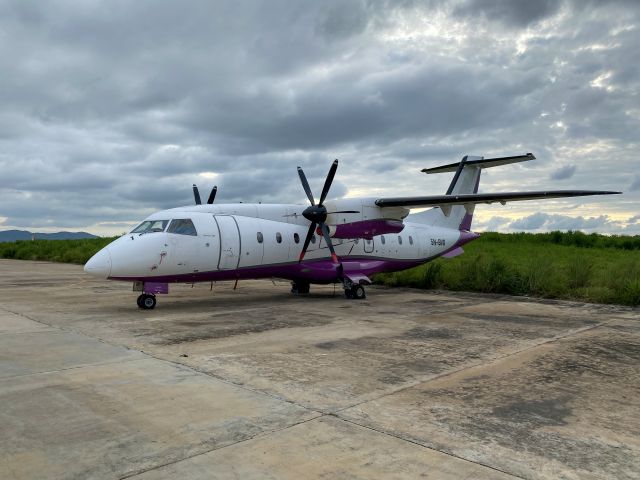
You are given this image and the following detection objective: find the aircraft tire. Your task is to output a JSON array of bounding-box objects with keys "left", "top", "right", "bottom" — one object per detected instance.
[
  {"left": 140, "top": 294, "right": 156, "bottom": 310},
  {"left": 352, "top": 285, "right": 366, "bottom": 300},
  {"left": 136, "top": 294, "right": 144, "bottom": 308}
]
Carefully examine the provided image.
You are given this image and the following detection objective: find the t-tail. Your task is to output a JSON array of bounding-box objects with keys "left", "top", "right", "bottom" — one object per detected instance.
[
  {"left": 421, "top": 153, "right": 536, "bottom": 230},
  {"left": 395, "top": 153, "right": 539, "bottom": 230}
]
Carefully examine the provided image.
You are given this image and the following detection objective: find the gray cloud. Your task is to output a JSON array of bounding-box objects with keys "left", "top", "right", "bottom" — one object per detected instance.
[
  {"left": 475, "top": 215, "right": 511, "bottom": 231},
  {"left": 509, "top": 213, "right": 614, "bottom": 231},
  {"left": 0, "top": 0, "right": 637, "bottom": 234},
  {"left": 452, "top": 0, "right": 562, "bottom": 27},
  {"left": 550, "top": 164, "right": 577, "bottom": 180}
]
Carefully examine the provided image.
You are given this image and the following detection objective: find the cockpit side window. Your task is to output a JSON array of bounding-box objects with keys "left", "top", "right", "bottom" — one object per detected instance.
[
  {"left": 167, "top": 218, "right": 198, "bottom": 236},
  {"left": 131, "top": 219, "right": 169, "bottom": 234}
]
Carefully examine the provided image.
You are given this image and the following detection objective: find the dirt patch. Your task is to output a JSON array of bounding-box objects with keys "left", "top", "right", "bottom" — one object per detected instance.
[
  {"left": 404, "top": 327, "right": 460, "bottom": 339},
  {"left": 157, "top": 314, "right": 333, "bottom": 345},
  {"left": 491, "top": 397, "right": 572, "bottom": 427}
]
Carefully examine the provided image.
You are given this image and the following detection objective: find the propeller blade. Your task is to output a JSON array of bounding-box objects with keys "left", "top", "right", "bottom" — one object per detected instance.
[
  {"left": 299, "top": 222, "right": 317, "bottom": 263},
  {"left": 325, "top": 210, "right": 360, "bottom": 215},
  {"left": 193, "top": 184, "right": 202, "bottom": 205},
  {"left": 297, "top": 167, "right": 315, "bottom": 205},
  {"left": 319, "top": 222, "right": 339, "bottom": 264},
  {"left": 319, "top": 159, "right": 338, "bottom": 205},
  {"left": 207, "top": 186, "right": 218, "bottom": 204}
]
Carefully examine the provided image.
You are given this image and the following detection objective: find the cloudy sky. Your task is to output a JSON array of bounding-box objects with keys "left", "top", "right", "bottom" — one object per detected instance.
[{"left": 1, "top": 0, "right": 638, "bottom": 235}]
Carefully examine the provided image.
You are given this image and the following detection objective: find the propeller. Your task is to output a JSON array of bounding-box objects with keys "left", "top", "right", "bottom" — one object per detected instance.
[
  {"left": 193, "top": 185, "right": 218, "bottom": 205},
  {"left": 207, "top": 186, "right": 218, "bottom": 204},
  {"left": 297, "top": 159, "right": 355, "bottom": 264},
  {"left": 192, "top": 184, "right": 202, "bottom": 205}
]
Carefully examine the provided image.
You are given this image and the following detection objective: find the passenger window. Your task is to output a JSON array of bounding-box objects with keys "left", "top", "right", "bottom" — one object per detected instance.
[
  {"left": 276, "top": 232, "right": 282, "bottom": 244},
  {"left": 132, "top": 219, "right": 169, "bottom": 234},
  {"left": 294, "top": 233, "right": 300, "bottom": 244},
  {"left": 257, "top": 232, "right": 263, "bottom": 243},
  {"left": 381, "top": 236, "right": 386, "bottom": 245},
  {"left": 409, "top": 236, "right": 414, "bottom": 245},
  {"left": 398, "top": 236, "right": 403, "bottom": 245},
  {"left": 167, "top": 219, "right": 197, "bottom": 236}
]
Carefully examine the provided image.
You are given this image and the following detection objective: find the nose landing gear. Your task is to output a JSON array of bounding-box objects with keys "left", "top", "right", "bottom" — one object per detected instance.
[{"left": 137, "top": 293, "right": 157, "bottom": 310}]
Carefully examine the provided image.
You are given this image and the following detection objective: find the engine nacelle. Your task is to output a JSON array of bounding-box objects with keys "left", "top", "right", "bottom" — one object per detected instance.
[{"left": 325, "top": 198, "right": 408, "bottom": 239}]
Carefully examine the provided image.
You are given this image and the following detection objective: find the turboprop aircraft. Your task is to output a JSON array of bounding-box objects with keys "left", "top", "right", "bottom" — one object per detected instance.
[{"left": 84, "top": 153, "right": 620, "bottom": 309}]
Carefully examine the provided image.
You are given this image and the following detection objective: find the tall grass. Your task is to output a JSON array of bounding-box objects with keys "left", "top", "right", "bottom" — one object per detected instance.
[
  {"left": 375, "top": 232, "right": 640, "bottom": 306},
  {"left": 0, "top": 237, "right": 117, "bottom": 264}
]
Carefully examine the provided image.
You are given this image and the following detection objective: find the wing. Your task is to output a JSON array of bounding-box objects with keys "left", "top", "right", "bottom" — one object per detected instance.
[{"left": 375, "top": 190, "right": 621, "bottom": 209}]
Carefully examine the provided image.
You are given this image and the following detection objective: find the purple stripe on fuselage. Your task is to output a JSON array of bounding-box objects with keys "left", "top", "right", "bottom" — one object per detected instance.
[
  {"left": 109, "top": 230, "right": 480, "bottom": 285},
  {"left": 109, "top": 256, "right": 425, "bottom": 285}
]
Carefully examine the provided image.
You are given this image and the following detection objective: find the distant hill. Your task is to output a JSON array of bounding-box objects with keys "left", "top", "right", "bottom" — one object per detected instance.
[{"left": 0, "top": 230, "right": 99, "bottom": 242}]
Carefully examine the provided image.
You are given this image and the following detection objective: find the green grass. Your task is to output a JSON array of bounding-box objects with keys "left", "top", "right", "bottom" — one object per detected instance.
[
  {"left": 0, "top": 237, "right": 117, "bottom": 264},
  {"left": 375, "top": 232, "right": 640, "bottom": 307}
]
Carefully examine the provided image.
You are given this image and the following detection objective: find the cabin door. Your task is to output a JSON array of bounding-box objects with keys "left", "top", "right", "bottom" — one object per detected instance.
[{"left": 214, "top": 215, "right": 241, "bottom": 270}]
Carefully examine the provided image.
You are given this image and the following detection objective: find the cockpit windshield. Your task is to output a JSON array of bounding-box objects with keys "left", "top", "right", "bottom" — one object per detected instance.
[
  {"left": 167, "top": 218, "right": 198, "bottom": 236},
  {"left": 131, "top": 219, "right": 169, "bottom": 234}
]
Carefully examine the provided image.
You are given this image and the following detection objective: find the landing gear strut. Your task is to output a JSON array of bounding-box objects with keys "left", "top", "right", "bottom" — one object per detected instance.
[
  {"left": 343, "top": 279, "right": 366, "bottom": 300},
  {"left": 291, "top": 281, "right": 310, "bottom": 295},
  {"left": 137, "top": 293, "right": 157, "bottom": 310}
]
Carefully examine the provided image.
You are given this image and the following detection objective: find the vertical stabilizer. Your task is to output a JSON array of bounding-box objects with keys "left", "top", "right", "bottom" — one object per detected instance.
[{"left": 408, "top": 155, "right": 482, "bottom": 230}]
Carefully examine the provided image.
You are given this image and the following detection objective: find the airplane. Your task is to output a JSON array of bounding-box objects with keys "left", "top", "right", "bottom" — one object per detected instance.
[{"left": 84, "top": 153, "right": 620, "bottom": 309}]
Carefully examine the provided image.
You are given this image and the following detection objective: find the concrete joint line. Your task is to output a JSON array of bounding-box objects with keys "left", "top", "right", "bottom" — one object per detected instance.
[
  {"left": 332, "top": 318, "right": 618, "bottom": 415},
  {"left": 335, "top": 415, "right": 526, "bottom": 480},
  {"left": 0, "top": 357, "right": 147, "bottom": 381},
  {"left": 118, "top": 413, "right": 326, "bottom": 480}
]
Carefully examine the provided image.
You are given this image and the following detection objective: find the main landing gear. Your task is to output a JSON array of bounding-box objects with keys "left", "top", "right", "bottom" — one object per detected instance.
[
  {"left": 342, "top": 279, "right": 366, "bottom": 300},
  {"left": 137, "top": 293, "right": 157, "bottom": 310},
  {"left": 290, "top": 281, "right": 310, "bottom": 295},
  {"left": 290, "top": 280, "right": 365, "bottom": 299}
]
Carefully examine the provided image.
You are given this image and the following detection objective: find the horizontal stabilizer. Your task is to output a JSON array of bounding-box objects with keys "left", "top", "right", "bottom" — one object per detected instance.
[
  {"left": 422, "top": 153, "right": 535, "bottom": 174},
  {"left": 375, "top": 190, "right": 621, "bottom": 209},
  {"left": 442, "top": 247, "right": 464, "bottom": 258}
]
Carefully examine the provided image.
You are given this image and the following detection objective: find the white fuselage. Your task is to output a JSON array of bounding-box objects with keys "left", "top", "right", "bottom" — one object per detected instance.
[{"left": 85, "top": 202, "right": 465, "bottom": 283}]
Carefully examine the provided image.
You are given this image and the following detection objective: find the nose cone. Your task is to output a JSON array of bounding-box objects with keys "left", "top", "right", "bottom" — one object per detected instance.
[{"left": 84, "top": 248, "right": 112, "bottom": 278}]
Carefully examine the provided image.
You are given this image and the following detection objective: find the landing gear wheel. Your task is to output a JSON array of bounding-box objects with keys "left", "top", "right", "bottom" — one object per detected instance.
[
  {"left": 291, "top": 281, "right": 310, "bottom": 295},
  {"left": 351, "top": 285, "right": 366, "bottom": 300},
  {"left": 137, "top": 294, "right": 156, "bottom": 310}
]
